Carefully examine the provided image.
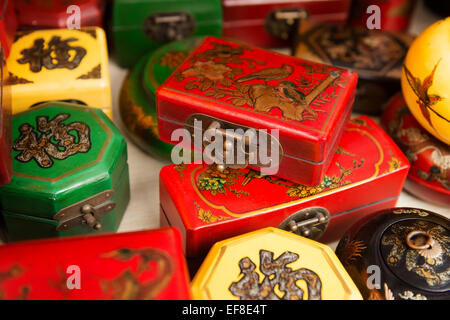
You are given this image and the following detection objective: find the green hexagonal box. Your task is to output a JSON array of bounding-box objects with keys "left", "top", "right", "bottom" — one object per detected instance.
[{"left": 0, "top": 102, "right": 130, "bottom": 242}]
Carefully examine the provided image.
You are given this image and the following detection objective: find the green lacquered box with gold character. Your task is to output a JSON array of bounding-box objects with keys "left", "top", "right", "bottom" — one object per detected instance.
[{"left": 0, "top": 102, "right": 130, "bottom": 242}]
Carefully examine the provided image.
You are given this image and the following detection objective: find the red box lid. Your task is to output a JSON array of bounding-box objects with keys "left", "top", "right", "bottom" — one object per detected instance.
[
  {"left": 159, "top": 116, "right": 410, "bottom": 258},
  {"left": 15, "top": 0, "right": 104, "bottom": 29},
  {"left": 157, "top": 36, "right": 358, "bottom": 181},
  {"left": 0, "top": 228, "right": 191, "bottom": 299}
]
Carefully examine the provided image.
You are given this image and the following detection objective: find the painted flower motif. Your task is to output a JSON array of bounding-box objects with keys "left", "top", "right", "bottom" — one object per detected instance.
[
  {"left": 182, "top": 61, "right": 232, "bottom": 81},
  {"left": 160, "top": 51, "right": 189, "bottom": 69},
  {"left": 388, "top": 156, "right": 401, "bottom": 172}
]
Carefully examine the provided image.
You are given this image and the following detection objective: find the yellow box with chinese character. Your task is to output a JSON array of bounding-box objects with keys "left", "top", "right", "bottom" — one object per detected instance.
[
  {"left": 191, "top": 227, "right": 362, "bottom": 300},
  {"left": 6, "top": 27, "right": 112, "bottom": 119}
]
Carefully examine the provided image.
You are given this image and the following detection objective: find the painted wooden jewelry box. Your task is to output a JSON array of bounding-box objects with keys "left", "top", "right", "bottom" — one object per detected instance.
[
  {"left": 0, "top": 102, "right": 130, "bottom": 242},
  {"left": 120, "top": 38, "right": 201, "bottom": 159},
  {"left": 0, "top": 227, "right": 191, "bottom": 299},
  {"left": 0, "top": 0, "right": 17, "bottom": 58},
  {"left": 294, "top": 21, "right": 412, "bottom": 114},
  {"left": 336, "top": 207, "right": 449, "bottom": 300},
  {"left": 159, "top": 116, "right": 410, "bottom": 261},
  {"left": 6, "top": 27, "right": 112, "bottom": 118},
  {"left": 382, "top": 92, "right": 450, "bottom": 207},
  {"left": 14, "top": 0, "right": 105, "bottom": 29},
  {"left": 0, "top": 46, "right": 11, "bottom": 186},
  {"left": 191, "top": 227, "right": 362, "bottom": 300},
  {"left": 222, "top": 0, "right": 351, "bottom": 48},
  {"left": 157, "top": 36, "right": 358, "bottom": 186},
  {"left": 112, "top": 0, "right": 222, "bottom": 68}
]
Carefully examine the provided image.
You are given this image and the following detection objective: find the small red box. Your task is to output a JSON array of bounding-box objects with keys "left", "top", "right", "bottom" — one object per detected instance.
[
  {"left": 222, "top": 0, "right": 351, "bottom": 48},
  {"left": 0, "top": 0, "right": 17, "bottom": 58},
  {"left": 0, "top": 228, "right": 191, "bottom": 299},
  {"left": 0, "top": 47, "right": 11, "bottom": 186},
  {"left": 15, "top": 0, "right": 105, "bottom": 29},
  {"left": 157, "top": 36, "right": 358, "bottom": 186},
  {"left": 159, "top": 116, "right": 410, "bottom": 259}
]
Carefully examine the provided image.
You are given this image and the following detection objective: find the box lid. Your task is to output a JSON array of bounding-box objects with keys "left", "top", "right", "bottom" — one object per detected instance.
[
  {"left": 15, "top": 0, "right": 104, "bottom": 28},
  {"left": 157, "top": 36, "right": 358, "bottom": 164},
  {"left": 0, "top": 102, "right": 127, "bottom": 222},
  {"left": 294, "top": 21, "right": 413, "bottom": 82},
  {"left": 191, "top": 227, "right": 362, "bottom": 300},
  {"left": 159, "top": 116, "right": 410, "bottom": 258},
  {"left": 6, "top": 27, "right": 111, "bottom": 114},
  {"left": 0, "top": 227, "right": 191, "bottom": 299}
]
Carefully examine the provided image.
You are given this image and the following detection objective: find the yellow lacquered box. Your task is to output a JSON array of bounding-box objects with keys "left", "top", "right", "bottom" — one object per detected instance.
[
  {"left": 6, "top": 27, "right": 112, "bottom": 119},
  {"left": 191, "top": 227, "right": 362, "bottom": 300}
]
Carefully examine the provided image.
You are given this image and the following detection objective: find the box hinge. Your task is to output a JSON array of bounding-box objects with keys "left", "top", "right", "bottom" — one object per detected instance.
[
  {"left": 278, "top": 207, "right": 330, "bottom": 240},
  {"left": 143, "top": 12, "right": 195, "bottom": 43},
  {"left": 53, "top": 190, "right": 115, "bottom": 232},
  {"left": 265, "top": 8, "right": 309, "bottom": 40}
]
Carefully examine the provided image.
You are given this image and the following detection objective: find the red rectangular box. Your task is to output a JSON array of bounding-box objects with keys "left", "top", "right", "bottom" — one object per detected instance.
[
  {"left": 222, "top": 0, "right": 351, "bottom": 48},
  {"left": 159, "top": 116, "right": 410, "bottom": 259},
  {"left": 0, "top": 228, "right": 191, "bottom": 299},
  {"left": 14, "top": 0, "right": 105, "bottom": 29},
  {"left": 157, "top": 36, "right": 358, "bottom": 186},
  {"left": 0, "top": 46, "right": 11, "bottom": 186}
]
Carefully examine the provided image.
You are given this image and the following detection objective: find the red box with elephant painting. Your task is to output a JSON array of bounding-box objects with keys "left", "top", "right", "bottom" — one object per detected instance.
[
  {"left": 157, "top": 36, "right": 358, "bottom": 186},
  {"left": 159, "top": 116, "right": 410, "bottom": 260}
]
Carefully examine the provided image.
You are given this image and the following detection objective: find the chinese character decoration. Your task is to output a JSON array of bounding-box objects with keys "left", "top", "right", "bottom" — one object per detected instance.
[
  {"left": 13, "top": 113, "right": 91, "bottom": 168},
  {"left": 17, "top": 36, "right": 87, "bottom": 73},
  {"left": 229, "top": 250, "right": 322, "bottom": 300}
]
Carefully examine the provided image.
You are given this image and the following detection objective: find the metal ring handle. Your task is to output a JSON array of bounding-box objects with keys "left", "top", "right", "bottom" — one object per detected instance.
[{"left": 406, "top": 230, "right": 434, "bottom": 250}]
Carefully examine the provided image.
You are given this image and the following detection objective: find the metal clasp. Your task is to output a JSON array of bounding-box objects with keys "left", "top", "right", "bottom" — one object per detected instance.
[
  {"left": 53, "top": 190, "right": 115, "bottom": 231},
  {"left": 143, "top": 12, "right": 195, "bottom": 43},
  {"left": 278, "top": 207, "right": 330, "bottom": 240},
  {"left": 185, "top": 114, "right": 283, "bottom": 172},
  {"left": 265, "top": 8, "right": 309, "bottom": 40}
]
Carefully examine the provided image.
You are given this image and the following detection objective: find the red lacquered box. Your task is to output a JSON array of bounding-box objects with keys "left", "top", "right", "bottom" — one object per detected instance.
[
  {"left": 382, "top": 93, "right": 450, "bottom": 207},
  {"left": 0, "top": 0, "right": 17, "bottom": 58},
  {"left": 0, "top": 46, "right": 11, "bottom": 186},
  {"left": 157, "top": 36, "right": 358, "bottom": 186},
  {"left": 349, "top": 0, "right": 416, "bottom": 32},
  {"left": 159, "top": 116, "right": 410, "bottom": 260},
  {"left": 0, "top": 228, "right": 191, "bottom": 299},
  {"left": 15, "top": 0, "right": 105, "bottom": 29},
  {"left": 222, "top": 0, "right": 351, "bottom": 48}
]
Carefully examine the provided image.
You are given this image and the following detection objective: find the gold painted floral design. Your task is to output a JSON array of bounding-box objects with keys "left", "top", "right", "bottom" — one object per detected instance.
[
  {"left": 160, "top": 50, "right": 189, "bottom": 69},
  {"left": 194, "top": 201, "right": 228, "bottom": 223},
  {"left": 196, "top": 165, "right": 249, "bottom": 197}
]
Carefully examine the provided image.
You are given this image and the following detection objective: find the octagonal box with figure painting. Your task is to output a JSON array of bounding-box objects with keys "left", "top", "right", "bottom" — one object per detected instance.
[
  {"left": 191, "top": 227, "right": 362, "bottom": 300},
  {"left": 6, "top": 27, "right": 112, "bottom": 118},
  {"left": 0, "top": 102, "right": 130, "bottom": 242},
  {"left": 0, "top": 227, "right": 191, "bottom": 299},
  {"left": 157, "top": 36, "right": 358, "bottom": 186},
  {"left": 159, "top": 116, "right": 410, "bottom": 267}
]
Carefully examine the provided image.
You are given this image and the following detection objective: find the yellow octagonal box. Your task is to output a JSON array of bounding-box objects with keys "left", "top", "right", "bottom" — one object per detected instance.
[
  {"left": 191, "top": 227, "right": 362, "bottom": 300},
  {"left": 6, "top": 27, "right": 112, "bottom": 119}
]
